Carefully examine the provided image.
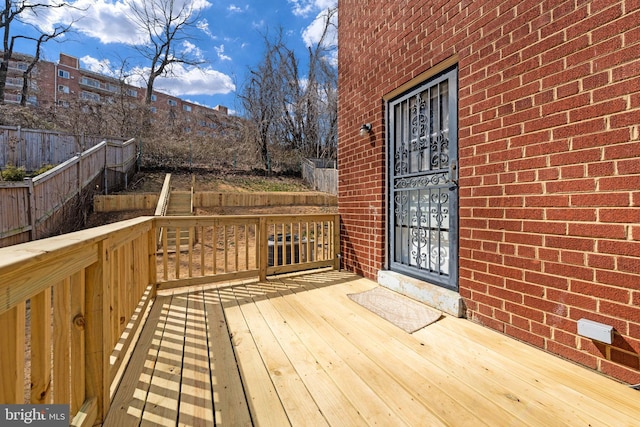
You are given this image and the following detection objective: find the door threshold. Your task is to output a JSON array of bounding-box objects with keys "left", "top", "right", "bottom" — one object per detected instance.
[{"left": 377, "top": 270, "right": 465, "bottom": 318}]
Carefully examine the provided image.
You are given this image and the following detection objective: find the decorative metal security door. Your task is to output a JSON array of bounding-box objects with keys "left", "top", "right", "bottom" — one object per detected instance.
[{"left": 387, "top": 67, "right": 458, "bottom": 291}]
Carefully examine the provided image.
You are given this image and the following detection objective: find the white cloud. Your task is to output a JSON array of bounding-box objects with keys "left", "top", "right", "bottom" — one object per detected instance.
[
  {"left": 197, "top": 19, "right": 216, "bottom": 40},
  {"left": 228, "top": 4, "right": 248, "bottom": 13},
  {"left": 135, "top": 63, "right": 235, "bottom": 97},
  {"left": 287, "top": 0, "right": 336, "bottom": 17},
  {"left": 80, "top": 56, "right": 116, "bottom": 76},
  {"left": 21, "top": 0, "right": 212, "bottom": 45},
  {"left": 214, "top": 45, "right": 232, "bottom": 61},
  {"left": 302, "top": 8, "right": 337, "bottom": 48},
  {"left": 182, "top": 41, "right": 205, "bottom": 60}
]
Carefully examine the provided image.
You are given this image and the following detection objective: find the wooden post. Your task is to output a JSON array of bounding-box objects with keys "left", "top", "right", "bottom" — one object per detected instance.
[
  {"left": 259, "top": 217, "right": 268, "bottom": 282},
  {"left": 25, "top": 177, "right": 36, "bottom": 240},
  {"left": 77, "top": 152, "right": 82, "bottom": 196},
  {"left": 148, "top": 224, "right": 157, "bottom": 299},
  {"left": 31, "top": 288, "right": 52, "bottom": 403},
  {"left": 53, "top": 278, "right": 71, "bottom": 404},
  {"left": 104, "top": 143, "right": 108, "bottom": 195},
  {"left": 0, "top": 302, "right": 26, "bottom": 403},
  {"left": 70, "top": 271, "right": 86, "bottom": 416},
  {"left": 84, "top": 240, "right": 111, "bottom": 422},
  {"left": 333, "top": 214, "right": 341, "bottom": 270}
]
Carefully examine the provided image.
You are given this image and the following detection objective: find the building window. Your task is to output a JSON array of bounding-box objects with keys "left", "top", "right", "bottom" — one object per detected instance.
[
  {"left": 6, "top": 77, "right": 23, "bottom": 87},
  {"left": 150, "top": 94, "right": 157, "bottom": 102},
  {"left": 168, "top": 99, "right": 177, "bottom": 106},
  {"left": 183, "top": 105, "right": 192, "bottom": 112},
  {"left": 57, "top": 100, "right": 70, "bottom": 108},
  {"left": 80, "top": 76, "right": 101, "bottom": 88},
  {"left": 126, "top": 89, "right": 138, "bottom": 97},
  {"left": 106, "top": 83, "right": 118, "bottom": 93},
  {"left": 387, "top": 66, "right": 459, "bottom": 291},
  {"left": 80, "top": 91, "right": 100, "bottom": 102},
  {"left": 58, "top": 69, "right": 70, "bottom": 79},
  {"left": 58, "top": 85, "right": 70, "bottom": 94},
  {"left": 150, "top": 107, "right": 157, "bottom": 113}
]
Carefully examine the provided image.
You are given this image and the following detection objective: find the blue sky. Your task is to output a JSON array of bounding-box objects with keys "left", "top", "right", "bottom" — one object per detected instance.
[{"left": 13, "top": 0, "right": 337, "bottom": 114}]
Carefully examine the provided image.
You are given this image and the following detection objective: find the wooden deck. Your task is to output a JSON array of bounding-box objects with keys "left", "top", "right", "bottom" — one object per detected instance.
[{"left": 105, "top": 270, "right": 640, "bottom": 426}]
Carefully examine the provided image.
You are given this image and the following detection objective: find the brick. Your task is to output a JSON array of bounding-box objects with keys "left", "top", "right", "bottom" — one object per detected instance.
[
  {"left": 553, "top": 328, "right": 578, "bottom": 347},
  {"left": 618, "top": 257, "right": 640, "bottom": 275},
  {"left": 471, "top": 311, "right": 505, "bottom": 333},
  {"left": 571, "top": 193, "right": 630, "bottom": 207},
  {"left": 587, "top": 161, "right": 616, "bottom": 177},
  {"left": 545, "top": 235, "right": 594, "bottom": 251},
  {"left": 601, "top": 300, "right": 640, "bottom": 323},
  {"left": 547, "top": 288, "right": 597, "bottom": 311},
  {"left": 596, "top": 270, "right": 639, "bottom": 290},
  {"left": 546, "top": 341, "right": 598, "bottom": 369},
  {"left": 572, "top": 129, "right": 630, "bottom": 150},
  {"left": 506, "top": 278, "right": 544, "bottom": 297},
  {"left": 546, "top": 178, "right": 596, "bottom": 193},
  {"left": 525, "top": 195, "right": 569, "bottom": 207},
  {"left": 599, "top": 360, "right": 640, "bottom": 385},
  {"left": 597, "top": 239, "right": 640, "bottom": 257},
  {"left": 488, "top": 285, "right": 524, "bottom": 304},
  {"left": 568, "top": 222, "right": 627, "bottom": 239},
  {"left": 505, "top": 325, "right": 546, "bottom": 348},
  {"left": 600, "top": 208, "right": 640, "bottom": 223},
  {"left": 522, "top": 220, "right": 567, "bottom": 235},
  {"left": 618, "top": 158, "right": 640, "bottom": 175},
  {"left": 524, "top": 271, "right": 569, "bottom": 290},
  {"left": 560, "top": 250, "right": 585, "bottom": 266},
  {"left": 547, "top": 208, "right": 596, "bottom": 223},
  {"left": 545, "top": 261, "right": 594, "bottom": 281},
  {"left": 587, "top": 254, "right": 616, "bottom": 270}
]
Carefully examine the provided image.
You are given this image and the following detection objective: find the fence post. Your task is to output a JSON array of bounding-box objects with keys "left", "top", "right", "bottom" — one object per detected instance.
[
  {"left": 259, "top": 216, "right": 268, "bottom": 282},
  {"left": 25, "top": 177, "right": 37, "bottom": 240},
  {"left": 103, "top": 143, "right": 108, "bottom": 195},
  {"left": 84, "top": 239, "right": 111, "bottom": 423},
  {"left": 16, "top": 125, "right": 22, "bottom": 167},
  {"left": 77, "top": 152, "right": 82, "bottom": 196}
]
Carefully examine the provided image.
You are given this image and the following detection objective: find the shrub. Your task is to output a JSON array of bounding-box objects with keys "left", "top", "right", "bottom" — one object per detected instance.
[
  {"left": 32, "top": 164, "right": 55, "bottom": 176},
  {"left": 1, "top": 164, "right": 26, "bottom": 181}
]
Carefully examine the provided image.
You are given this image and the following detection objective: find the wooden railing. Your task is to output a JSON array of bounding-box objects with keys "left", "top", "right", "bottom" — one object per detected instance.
[
  {"left": 155, "top": 214, "right": 340, "bottom": 290},
  {"left": 0, "top": 213, "right": 339, "bottom": 425}
]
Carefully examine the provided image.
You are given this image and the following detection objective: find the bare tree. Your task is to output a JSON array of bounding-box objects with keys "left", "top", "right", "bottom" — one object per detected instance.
[
  {"left": 240, "top": 8, "right": 338, "bottom": 171},
  {"left": 127, "top": 0, "right": 205, "bottom": 104},
  {"left": 13, "top": 24, "right": 72, "bottom": 106},
  {"left": 0, "top": 0, "right": 70, "bottom": 103}
]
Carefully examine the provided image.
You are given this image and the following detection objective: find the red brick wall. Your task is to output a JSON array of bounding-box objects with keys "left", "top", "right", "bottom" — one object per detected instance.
[{"left": 338, "top": 0, "right": 640, "bottom": 383}]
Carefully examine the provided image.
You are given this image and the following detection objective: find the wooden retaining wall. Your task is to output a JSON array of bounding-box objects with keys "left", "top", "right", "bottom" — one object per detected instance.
[
  {"left": 194, "top": 191, "right": 337, "bottom": 208},
  {"left": 94, "top": 193, "right": 159, "bottom": 212},
  {"left": 94, "top": 191, "right": 337, "bottom": 213}
]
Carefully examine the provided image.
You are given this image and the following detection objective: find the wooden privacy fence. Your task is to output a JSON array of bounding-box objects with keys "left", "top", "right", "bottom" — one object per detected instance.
[
  {"left": 302, "top": 158, "right": 338, "bottom": 195},
  {"left": 0, "top": 213, "right": 339, "bottom": 426},
  {"left": 0, "top": 138, "right": 138, "bottom": 248},
  {"left": 0, "top": 125, "right": 129, "bottom": 171}
]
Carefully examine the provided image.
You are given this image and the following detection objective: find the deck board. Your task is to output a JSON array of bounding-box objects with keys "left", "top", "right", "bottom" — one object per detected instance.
[{"left": 107, "top": 270, "right": 640, "bottom": 426}]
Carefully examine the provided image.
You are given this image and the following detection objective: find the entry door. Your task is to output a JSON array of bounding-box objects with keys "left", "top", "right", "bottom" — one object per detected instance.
[{"left": 387, "top": 67, "right": 458, "bottom": 291}]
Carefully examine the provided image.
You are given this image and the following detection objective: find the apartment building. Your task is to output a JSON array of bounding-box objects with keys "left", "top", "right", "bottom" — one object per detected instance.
[{"left": 2, "top": 52, "right": 232, "bottom": 136}]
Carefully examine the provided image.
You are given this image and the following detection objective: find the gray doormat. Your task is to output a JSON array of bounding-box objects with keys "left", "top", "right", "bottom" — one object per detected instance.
[{"left": 348, "top": 287, "right": 442, "bottom": 333}]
